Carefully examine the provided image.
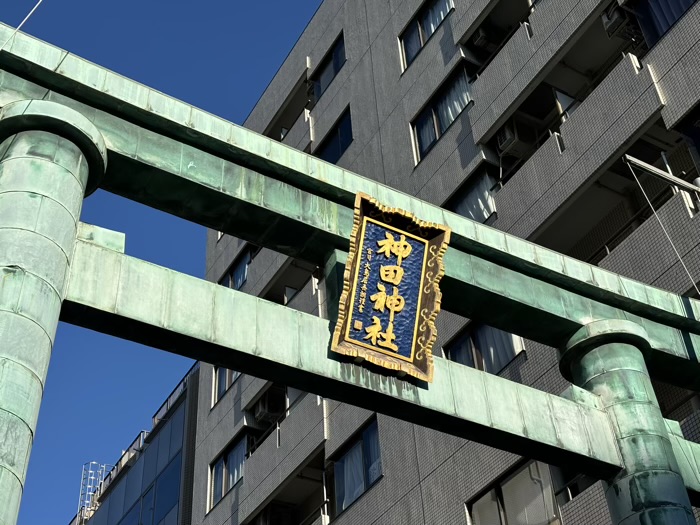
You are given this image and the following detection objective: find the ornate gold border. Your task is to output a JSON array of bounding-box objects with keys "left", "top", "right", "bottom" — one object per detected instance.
[{"left": 331, "top": 192, "right": 451, "bottom": 382}]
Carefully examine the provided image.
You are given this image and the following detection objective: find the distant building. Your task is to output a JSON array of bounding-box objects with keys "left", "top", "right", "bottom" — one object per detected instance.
[
  {"left": 77, "top": 0, "right": 700, "bottom": 524},
  {"left": 70, "top": 365, "right": 199, "bottom": 525}
]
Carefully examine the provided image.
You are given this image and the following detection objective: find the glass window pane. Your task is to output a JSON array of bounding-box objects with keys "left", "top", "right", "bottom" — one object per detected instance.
[
  {"left": 335, "top": 441, "right": 366, "bottom": 512},
  {"left": 119, "top": 501, "right": 141, "bottom": 525},
  {"left": 415, "top": 108, "right": 437, "bottom": 158},
  {"left": 163, "top": 504, "right": 178, "bottom": 525},
  {"left": 333, "top": 37, "right": 346, "bottom": 73},
  {"left": 473, "top": 325, "right": 519, "bottom": 374},
  {"left": 502, "top": 462, "right": 556, "bottom": 525},
  {"left": 227, "top": 439, "right": 246, "bottom": 488},
  {"left": 124, "top": 455, "right": 145, "bottom": 510},
  {"left": 107, "top": 477, "right": 126, "bottom": 525},
  {"left": 142, "top": 434, "right": 159, "bottom": 489},
  {"left": 215, "top": 367, "right": 228, "bottom": 402},
  {"left": 435, "top": 70, "right": 470, "bottom": 133},
  {"left": 140, "top": 486, "right": 155, "bottom": 525},
  {"left": 403, "top": 22, "right": 422, "bottom": 66},
  {"left": 421, "top": 0, "right": 451, "bottom": 39},
  {"left": 363, "top": 421, "right": 382, "bottom": 485},
  {"left": 445, "top": 331, "right": 475, "bottom": 367},
  {"left": 169, "top": 403, "right": 185, "bottom": 459},
  {"left": 212, "top": 457, "right": 224, "bottom": 506},
  {"left": 156, "top": 422, "right": 172, "bottom": 474},
  {"left": 317, "top": 110, "right": 352, "bottom": 165},
  {"left": 232, "top": 252, "right": 249, "bottom": 290},
  {"left": 312, "top": 35, "right": 345, "bottom": 100},
  {"left": 153, "top": 453, "right": 182, "bottom": 524},
  {"left": 472, "top": 489, "right": 503, "bottom": 525},
  {"left": 338, "top": 111, "right": 353, "bottom": 153},
  {"left": 450, "top": 170, "right": 496, "bottom": 223}
]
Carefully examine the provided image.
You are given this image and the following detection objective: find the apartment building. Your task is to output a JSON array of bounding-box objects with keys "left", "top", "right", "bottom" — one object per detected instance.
[
  {"left": 203, "top": 0, "right": 700, "bottom": 524},
  {"left": 75, "top": 0, "right": 700, "bottom": 524}
]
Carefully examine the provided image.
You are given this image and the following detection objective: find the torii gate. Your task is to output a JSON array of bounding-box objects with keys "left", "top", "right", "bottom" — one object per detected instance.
[{"left": 3, "top": 23, "right": 700, "bottom": 525}]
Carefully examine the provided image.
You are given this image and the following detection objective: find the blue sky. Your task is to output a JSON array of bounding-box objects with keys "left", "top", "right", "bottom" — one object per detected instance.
[{"left": 1, "top": 1, "right": 322, "bottom": 523}]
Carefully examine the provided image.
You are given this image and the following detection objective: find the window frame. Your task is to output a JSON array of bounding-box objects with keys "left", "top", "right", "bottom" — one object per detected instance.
[
  {"left": 314, "top": 107, "right": 353, "bottom": 165},
  {"left": 443, "top": 322, "right": 523, "bottom": 375},
  {"left": 412, "top": 64, "right": 473, "bottom": 163},
  {"left": 467, "top": 461, "right": 561, "bottom": 525},
  {"left": 217, "top": 245, "right": 260, "bottom": 291},
  {"left": 400, "top": 0, "right": 454, "bottom": 70},
  {"left": 309, "top": 32, "right": 346, "bottom": 104},
  {"left": 209, "top": 436, "right": 247, "bottom": 511},
  {"left": 212, "top": 366, "right": 241, "bottom": 406},
  {"left": 330, "top": 419, "right": 383, "bottom": 518}
]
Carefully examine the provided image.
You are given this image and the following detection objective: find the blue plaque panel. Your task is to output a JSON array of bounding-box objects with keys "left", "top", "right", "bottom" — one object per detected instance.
[{"left": 332, "top": 193, "right": 451, "bottom": 382}]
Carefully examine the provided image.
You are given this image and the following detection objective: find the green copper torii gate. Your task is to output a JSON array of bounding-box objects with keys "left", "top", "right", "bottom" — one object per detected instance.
[{"left": 3, "top": 24, "right": 700, "bottom": 525}]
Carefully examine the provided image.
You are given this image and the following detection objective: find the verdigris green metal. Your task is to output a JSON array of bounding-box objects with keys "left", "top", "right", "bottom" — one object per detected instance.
[
  {"left": 0, "top": 52, "right": 699, "bottom": 381},
  {"left": 62, "top": 236, "right": 622, "bottom": 477},
  {"left": 2, "top": 24, "right": 700, "bottom": 525},
  {"left": 0, "top": 100, "right": 106, "bottom": 525},
  {"left": 562, "top": 320, "right": 695, "bottom": 523}
]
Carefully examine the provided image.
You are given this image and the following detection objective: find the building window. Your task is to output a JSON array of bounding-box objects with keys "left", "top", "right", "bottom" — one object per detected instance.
[
  {"left": 332, "top": 420, "right": 382, "bottom": 516},
  {"left": 447, "top": 168, "right": 498, "bottom": 223},
  {"left": 218, "top": 245, "right": 259, "bottom": 290},
  {"left": 469, "top": 462, "right": 560, "bottom": 525},
  {"left": 444, "top": 324, "right": 523, "bottom": 375},
  {"left": 210, "top": 437, "right": 247, "bottom": 509},
  {"left": 213, "top": 367, "right": 241, "bottom": 405},
  {"left": 315, "top": 108, "right": 353, "bottom": 164},
  {"left": 401, "top": 0, "right": 453, "bottom": 68},
  {"left": 310, "top": 33, "right": 346, "bottom": 103},
  {"left": 413, "top": 66, "right": 472, "bottom": 161},
  {"left": 628, "top": 0, "right": 696, "bottom": 48}
]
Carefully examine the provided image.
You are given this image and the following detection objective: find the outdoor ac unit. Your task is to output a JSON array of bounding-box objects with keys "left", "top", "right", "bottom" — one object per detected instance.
[
  {"left": 254, "top": 397, "right": 277, "bottom": 424},
  {"left": 471, "top": 27, "right": 498, "bottom": 54},
  {"left": 602, "top": 6, "right": 626, "bottom": 38},
  {"left": 496, "top": 119, "right": 533, "bottom": 158},
  {"left": 602, "top": 6, "right": 645, "bottom": 47}
]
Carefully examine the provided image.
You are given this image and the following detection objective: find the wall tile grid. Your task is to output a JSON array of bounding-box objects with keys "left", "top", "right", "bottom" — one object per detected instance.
[
  {"left": 493, "top": 55, "right": 662, "bottom": 238},
  {"left": 469, "top": 0, "right": 610, "bottom": 143},
  {"left": 237, "top": 395, "right": 325, "bottom": 523}
]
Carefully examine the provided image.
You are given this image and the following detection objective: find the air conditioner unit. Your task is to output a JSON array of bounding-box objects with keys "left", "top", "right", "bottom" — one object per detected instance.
[
  {"left": 496, "top": 119, "right": 534, "bottom": 158},
  {"left": 602, "top": 6, "right": 626, "bottom": 38},
  {"left": 471, "top": 27, "right": 499, "bottom": 54},
  {"left": 602, "top": 6, "right": 646, "bottom": 48},
  {"left": 254, "top": 396, "right": 278, "bottom": 424}
]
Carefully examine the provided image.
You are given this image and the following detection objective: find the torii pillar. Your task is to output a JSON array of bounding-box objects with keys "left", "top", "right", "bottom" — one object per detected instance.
[
  {"left": 561, "top": 320, "right": 695, "bottom": 524},
  {"left": 0, "top": 100, "right": 106, "bottom": 524}
]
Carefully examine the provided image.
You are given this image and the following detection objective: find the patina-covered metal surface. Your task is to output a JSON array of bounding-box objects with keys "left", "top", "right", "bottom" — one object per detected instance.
[
  {"left": 0, "top": 100, "right": 106, "bottom": 525},
  {"left": 62, "top": 235, "right": 622, "bottom": 477},
  {"left": 2, "top": 23, "right": 700, "bottom": 525}
]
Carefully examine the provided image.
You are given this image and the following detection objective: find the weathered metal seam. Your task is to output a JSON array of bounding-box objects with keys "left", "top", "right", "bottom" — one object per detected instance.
[
  {"left": 0, "top": 405, "right": 33, "bottom": 440},
  {"left": 0, "top": 464, "right": 22, "bottom": 490},
  {"left": 0, "top": 221, "right": 76, "bottom": 263},
  {"left": 0, "top": 148, "right": 86, "bottom": 188},
  {"left": 0, "top": 348, "right": 46, "bottom": 392}
]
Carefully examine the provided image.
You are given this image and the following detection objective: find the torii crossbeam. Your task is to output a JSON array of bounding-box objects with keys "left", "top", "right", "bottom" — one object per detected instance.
[{"left": 2, "top": 23, "right": 700, "bottom": 525}]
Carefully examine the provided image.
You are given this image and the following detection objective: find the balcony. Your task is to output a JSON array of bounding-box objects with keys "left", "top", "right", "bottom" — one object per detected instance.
[
  {"left": 237, "top": 393, "right": 327, "bottom": 523},
  {"left": 491, "top": 52, "right": 663, "bottom": 239},
  {"left": 468, "top": 0, "right": 614, "bottom": 145},
  {"left": 282, "top": 107, "right": 312, "bottom": 151}
]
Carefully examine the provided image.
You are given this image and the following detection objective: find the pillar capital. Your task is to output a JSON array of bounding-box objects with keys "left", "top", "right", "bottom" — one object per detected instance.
[
  {"left": 559, "top": 319, "right": 650, "bottom": 382},
  {"left": 0, "top": 99, "right": 107, "bottom": 195}
]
